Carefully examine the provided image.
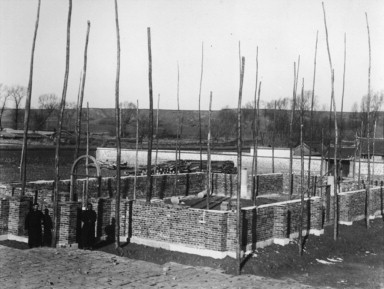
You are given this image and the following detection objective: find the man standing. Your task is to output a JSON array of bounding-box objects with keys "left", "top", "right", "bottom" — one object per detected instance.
[
  {"left": 25, "top": 203, "right": 44, "bottom": 248},
  {"left": 81, "top": 203, "right": 97, "bottom": 250}
]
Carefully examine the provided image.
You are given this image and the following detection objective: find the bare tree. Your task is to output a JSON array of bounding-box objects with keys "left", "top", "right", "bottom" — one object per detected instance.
[
  {"left": 0, "top": 84, "right": 10, "bottom": 130},
  {"left": 360, "top": 91, "right": 384, "bottom": 136},
  {"left": 63, "top": 101, "right": 77, "bottom": 130},
  {"left": 120, "top": 101, "right": 136, "bottom": 137},
  {"left": 9, "top": 85, "right": 27, "bottom": 129},
  {"left": 34, "top": 94, "right": 60, "bottom": 130}
]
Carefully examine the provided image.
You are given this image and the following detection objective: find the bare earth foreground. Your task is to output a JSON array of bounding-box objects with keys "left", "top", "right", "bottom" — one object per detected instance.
[{"left": 1, "top": 219, "right": 384, "bottom": 288}]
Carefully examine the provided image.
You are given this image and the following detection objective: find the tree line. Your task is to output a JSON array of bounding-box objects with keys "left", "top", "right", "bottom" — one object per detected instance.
[{"left": 1, "top": 83, "right": 383, "bottom": 148}]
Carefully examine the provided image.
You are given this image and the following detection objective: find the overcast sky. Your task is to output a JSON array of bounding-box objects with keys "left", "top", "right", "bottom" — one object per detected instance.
[{"left": 1, "top": 0, "right": 384, "bottom": 111}]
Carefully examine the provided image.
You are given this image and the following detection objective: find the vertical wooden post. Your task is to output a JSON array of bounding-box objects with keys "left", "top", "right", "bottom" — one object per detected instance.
[
  {"left": 272, "top": 100, "right": 276, "bottom": 173},
  {"left": 322, "top": 2, "right": 339, "bottom": 240},
  {"left": 206, "top": 92, "right": 212, "bottom": 210},
  {"left": 365, "top": 12, "right": 371, "bottom": 229},
  {"left": 174, "top": 64, "right": 180, "bottom": 195},
  {"left": 251, "top": 47, "right": 258, "bottom": 202},
  {"left": 198, "top": 43, "right": 204, "bottom": 171},
  {"left": 358, "top": 122, "right": 363, "bottom": 187},
  {"left": 74, "top": 21, "right": 91, "bottom": 161},
  {"left": 146, "top": 27, "right": 154, "bottom": 203},
  {"left": 338, "top": 33, "right": 346, "bottom": 176},
  {"left": 299, "top": 78, "right": 305, "bottom": 255},
  {"left": 85, "top": 102, "right": 89, "bottom": 206},
  {"left": 20, "top": 0, "right": 41, "bottom": 195},
  {"left": 114, "top": 0, "right": 121, "bottom": 248},
  {"left": 134, "top": 100, "right": 139, "bottom": 200},
  {"left": 155, "top": 94, "right": 160, "bottom": 172},
  {"left": 52, "top": 0, "right": 72, "bottom": 248},
  {"left": 308, "top": 31, "right": 318, "bottom": 189},
  {"left": 373, "top": 120, "right": 376, "bottom": 181},
  {"left": 236, "top": 57, "right": 245, "bottom": 276},
  {"left": 289, "top": 59, "right": 299, "bottom": 198}
]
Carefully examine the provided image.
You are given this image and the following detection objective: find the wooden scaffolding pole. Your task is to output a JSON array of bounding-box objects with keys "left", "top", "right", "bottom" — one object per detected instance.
[
  {"left": 52, "top": 0, "right": 72, "bottom": 248},
  {"left": 236, "top": 57, "right": 245, "bottom": 276},
  {"left": 74, "top": 21, "right": 91, "bottom": 161},
  {"left": 146, "top": 27, "right": 154, "bottom": 203},
  {"left": 20, "top": 0, "right": 41, "bottom": 195},
  {"left": 113, "top": 0, "right": 122, "bottom": 248}
]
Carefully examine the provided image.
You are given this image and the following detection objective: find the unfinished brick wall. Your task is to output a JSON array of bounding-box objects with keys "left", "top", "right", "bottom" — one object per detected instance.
[
  {"left": 8, "top": 196, "right": 32, "bottom": 237},
  {"left": 130, "top": 199, "right": 230, "bottom": 252},
  {"left": 72, "top": 173, "right": 206, "bottom": 200},
  {"left": 0, "top": 198, "right": 10, "bottom": 235},
  {"left": 56, "top": 202, "right": 80, "bottom": 246},
  {"left": 282, "top": 173, "right": 319, "bottom": 195},
  {"left": 211, "top": 173, "right": 285, "bottom": 197}
]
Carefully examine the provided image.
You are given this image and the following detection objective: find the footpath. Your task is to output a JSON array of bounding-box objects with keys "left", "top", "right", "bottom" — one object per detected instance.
[{"left": 0, "top": 245, "right": 331, "bottom": 289}]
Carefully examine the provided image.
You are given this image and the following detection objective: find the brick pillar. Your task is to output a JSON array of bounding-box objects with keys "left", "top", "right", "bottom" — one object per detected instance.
[
  {"left": 273, "top": 205, "right": 290, "bottom": 246},
  {"left": 309, "top": 198, "right": 324, "bottom": 235},
  {"left": 56, "top": 201, "right": 81, "bottom": 247},
  {"left": 111, "top": 199, "right": 128, "bottom": 239},
  {"left": 97, "top": 198, "right": 113, "bottom": 240},
  {"left": 8, "top": 196, "right": 32, "bottom": 239},
  {"left": 0, "top": 198, "right": 10, "bottom": 236}
]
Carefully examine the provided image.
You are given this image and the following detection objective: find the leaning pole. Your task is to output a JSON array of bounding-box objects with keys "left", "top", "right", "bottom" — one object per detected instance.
[
  {"left": 20, "top": 0, "right": 41, "bottom": 196},
  {"left": 236, "top": 57, "right": 245, "bottom": 276},
  {"left": 113, "top": 0, "right": 122, "bottom": 248},
  {"left": 52, "top": 0, "right": 72, "bottom": 248}
]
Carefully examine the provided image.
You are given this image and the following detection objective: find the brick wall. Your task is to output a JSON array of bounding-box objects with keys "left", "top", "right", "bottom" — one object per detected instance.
[
  {"left": 56, "top": 202, "right": 80, "bottom": 246},
  {"left": 0, "top": 198, "right": 10, "bottom": 235},
  {"left": 8, "top": 196, "right": 32, "bottom": 236},
  {"left": 211, "top": 173, "right": 285, "bottom": 197},
  {"left": 334, "top": 185, "right": 384, "bottom": 225}
]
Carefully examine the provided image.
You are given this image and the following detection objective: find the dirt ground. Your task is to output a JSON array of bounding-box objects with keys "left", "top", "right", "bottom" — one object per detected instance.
[{"left": 2, "top": 218, "right": 384, "bottom": 288}]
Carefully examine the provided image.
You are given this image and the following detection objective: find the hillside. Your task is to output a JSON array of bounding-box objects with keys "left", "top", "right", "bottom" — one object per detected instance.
[{"left": 1, "top": 108, "right": 382, "bottom": 147}]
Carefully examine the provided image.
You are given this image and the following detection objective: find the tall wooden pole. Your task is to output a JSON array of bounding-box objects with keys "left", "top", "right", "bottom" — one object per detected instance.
[
  {"left": 155, "top": 94, "right": 160, "bottom": 172},
  {"left": 308, "top": 31, "right": 318, "bottom": 189},
  {"left": 134, "top": 100, "right": 139, "bottom": 200},
  {"left": 272, "top": 100, "right": 276, "bottom": 173},
  {"left": 322, "top": 2, "right": 339, "bottom": 240},
  {"left": 255, "top": 82, "right": 261, "bottom": 198},
  {"left": 206, "top": 92, "right": 212, "bottom": 210},
  {"left": 236, "top": 57, "right": 245, "bottom": 276},
  {"left": 289, "top": 58, "right": 299, "bottom": 198},
  {"left": 372, "top": 120, "right": 376, "bottom": 181},
  {"left": 20, "top": 0, "right": 41, "bottom": 195},
  {"left": 174, "top": 64, "right": 180, "bottom": 195},
  {"left": 299, "top": 78, "right": 305, "bottom": 255},
  {"left": 358, "top": 122, "right": 363, "bottom": 187},
  {"left": 114, "top": 0, "right": 122, "bottom": 248},
  {"left": 365, "top": 12, "right": 371, "bottom": 229},
  {"left": 252, "top": 47, "right": 258, "bottom": 202},
  {"left": 198, "top": 43, "right": 204, "bottom": 171},
  {"left": 146, "top": 27, "right": 154, "bottom": 203},
  {"left": 85, "top": 102, "right": 89, "bottom": 207},
  {"left": 74, "top": 21, "right": 91, "bottom": 161},
  {"left": 52, "top": 0, "right": 72, "bottom": 248},
  {"left": 320, "top": 129, "right": 324, "bottom": 196},
  {"left": 339, "top": 33, "right": 346, "bottom": 160}
]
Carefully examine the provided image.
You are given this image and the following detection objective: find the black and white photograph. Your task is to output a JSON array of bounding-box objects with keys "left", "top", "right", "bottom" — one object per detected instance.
[{"left": 0, "top": 0, "right": 384, "bottom": 288}]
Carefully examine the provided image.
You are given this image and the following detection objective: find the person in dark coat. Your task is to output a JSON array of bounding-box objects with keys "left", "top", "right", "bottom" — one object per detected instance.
[
  {"left": 43, "top": 208, "right": 53, "bottom": 246},
  {"left": 81, "top": 203, "right": 97, "bottom": 250},
  {"left": 25, "top": 203, "right": 44, "bottom": 248}
]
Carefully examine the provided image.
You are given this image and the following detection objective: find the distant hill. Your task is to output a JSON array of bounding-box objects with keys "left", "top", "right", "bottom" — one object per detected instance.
[{"left": 1, "top": 108, "right": 383, "bottom": 147}]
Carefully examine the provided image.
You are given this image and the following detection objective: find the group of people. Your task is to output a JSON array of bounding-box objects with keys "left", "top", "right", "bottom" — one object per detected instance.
[
  {"left": 25, "top": 202, "right": 97, "bottom": 249},
  {"left": 24, "top": 203, "right": 52, "bottom": 248}
]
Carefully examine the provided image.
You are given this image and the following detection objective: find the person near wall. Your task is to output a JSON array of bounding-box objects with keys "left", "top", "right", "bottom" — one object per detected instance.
[
  {"left": 25, "top": 203, "right": 44, "bottom": 248},
  {"left": 43, "top": 207, "right": 53, "bottom": 246},
  {"left": 81, "top": 203, "right": 97, "bottom": 250}
]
